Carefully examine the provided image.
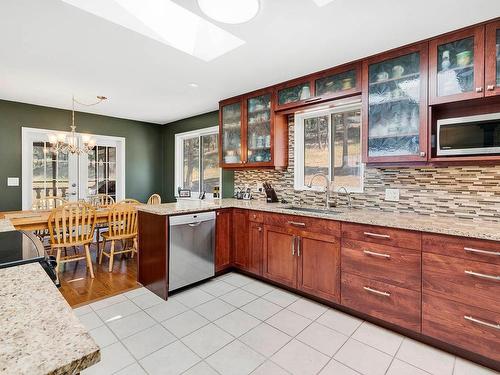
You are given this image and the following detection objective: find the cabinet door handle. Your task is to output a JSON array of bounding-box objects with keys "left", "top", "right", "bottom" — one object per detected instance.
[
  {"left": 464, "top": 247, "right": 500, "bottom": 257},
  {"left": 476, "top": 87, "right": 483, "bottom": 93},
  {"left": 487, "top": 84, "right": 496, "bottom": 91},
  {"left": 258, "top": 227, "right": 262, "bottom": 232},
  {"left": 464, "top": 315, "right": 500, "bottom": 330},
  {"left": 291, "top": 235, "right": 296, "bottom": 256},
  {"left": 288, "top": 221, "right": 306, "bottom": 227},
  {"left": 363, "top": 286, "right": 391, "bottom": 297},
  {"left": 363, "top": 250, "right": 391, "bottom": 259},
  {"left": 363, "top": 232, "right": 390, "bottom": 239},
  {"left": 297, "top": 236, "right": 301, "bottom": 257},
  {"left": 419, "top": 151, "right": 426, "bottom": 157},
  {"left": 464, "top": 270, "right": 500, "bottom": 281}
]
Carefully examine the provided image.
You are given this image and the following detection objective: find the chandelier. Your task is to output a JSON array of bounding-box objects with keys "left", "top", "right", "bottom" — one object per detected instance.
[{"left": 49, "top": 95, "right": 107, "bottom": 155}]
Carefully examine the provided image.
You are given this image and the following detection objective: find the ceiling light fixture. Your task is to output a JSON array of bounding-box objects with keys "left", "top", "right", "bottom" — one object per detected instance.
[
  {"left": 197, "top": 0, "right": 259, "bottom": 24},
  {"left": 49, "top": 95, "right": 107, "bottom": 155},
  {"left": 312, "top": 0, "right": 335, "bottom": 6},
  {"left": 188, "top": 83, "right": 199, "bottom": 88}
]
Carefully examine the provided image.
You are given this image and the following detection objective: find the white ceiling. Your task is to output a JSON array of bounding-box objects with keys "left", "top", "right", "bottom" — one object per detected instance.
[{"left": 0, "top": 0, "right": 499, "bottom": 124}]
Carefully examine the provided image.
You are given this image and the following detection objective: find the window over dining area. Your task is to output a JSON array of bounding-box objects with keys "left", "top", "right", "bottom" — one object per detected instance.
[{"left": 174, "top": 126, "right": 221, "bottom": 198}]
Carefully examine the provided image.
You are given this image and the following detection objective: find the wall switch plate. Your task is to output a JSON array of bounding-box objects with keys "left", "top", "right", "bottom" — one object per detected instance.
[
  {"left": 7, "top": 177, "right": 19, "bottom": 187},
  {"left": 385, "top": 188, "right": 400, "bottom": 202}
]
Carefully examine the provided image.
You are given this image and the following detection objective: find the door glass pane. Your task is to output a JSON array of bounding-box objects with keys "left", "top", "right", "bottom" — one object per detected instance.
[
  {"left": 278, "top": 82, "right": 311, "bottom": 106},
  {"left": 332, "top": 109, "right": 362, "bottom": 191},
  {"left": 496, "top": 30, "right": 500, "bottom": 86},
  {"left": 437, "top": 37, "right": 474, "bottom": 96},
  {"left": 31, "top": 142, "right": 70, "bottom": 202},
  {"left": 247, "top": 94, "right": 271, "bottom": 163},
  {"left": 183, "top": 137, "right": 200, "bottom": 193},
  {"left": 304, "top": 115, "right": 329, "bottom": 187},
  {"left": 221, "top": 103, "right": 241, "bottom": 164},
  {"left": 368, "top": 52, "right": 421, "bottom": 157},
  {"left": 88, "top": 146, "right": 116, "bottom": 199},
  {"left": 316, "top": 69, "right": 357, "bottom": 97},
  {"left": 201, "top": 134, "right": 219, "bottom": 193}
]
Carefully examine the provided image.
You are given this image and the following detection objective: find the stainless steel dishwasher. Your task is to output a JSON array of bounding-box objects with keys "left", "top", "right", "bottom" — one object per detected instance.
[{"left": 168, "top": 211, "right": 215, "bottom": 291}]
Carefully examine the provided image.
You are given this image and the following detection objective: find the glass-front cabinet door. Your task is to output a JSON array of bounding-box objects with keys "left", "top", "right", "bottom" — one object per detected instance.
[
  {"left": 275, "top": 79, "right": 313, "bottom": 110},
  {"left": 246, "top": 93, "right": 272, "bottom": 165},
  {"left": 429, "top": 26, "right": 485, "bottom": 104},
  {"left": 363, "top": 44, "right": 428, "bottom": 163},
  {"left": 314, "top": 63, "right": 361, "bottom": 101},
  {"left": 220, "top": 101, "right": 243, "bottom": 166},
  {"left": 485, "top": 21, "right": 500, "bottom": 97}
]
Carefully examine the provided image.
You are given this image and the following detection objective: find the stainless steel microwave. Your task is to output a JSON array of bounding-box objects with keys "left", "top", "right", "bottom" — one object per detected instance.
[{"left": 437, "top": 113, "right": 500, "bottom": 156}]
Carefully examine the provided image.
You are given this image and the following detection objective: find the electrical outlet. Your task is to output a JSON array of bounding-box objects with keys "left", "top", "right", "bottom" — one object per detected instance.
[
  {"left": 7, "top": 177, "right": 19, "bottom": 187},
  {"left": 385, "top": 188, "right": 400, "bottom": 202}
]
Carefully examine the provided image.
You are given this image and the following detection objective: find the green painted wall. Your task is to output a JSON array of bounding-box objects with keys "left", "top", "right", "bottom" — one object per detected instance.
[
  {"left": 162, "top": 111, "right": 234, "bottom": 202},
  {"left": 0, "top": 99, "right": 164, "bottom": 211}
]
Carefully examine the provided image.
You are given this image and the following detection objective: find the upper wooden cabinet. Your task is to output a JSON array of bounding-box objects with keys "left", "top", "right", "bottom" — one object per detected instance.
[
  {"left": 485, "top": 20, "right": 500, "bottom": 97},
  {"left": 274, "top": 63, "right": 362, "bottom": 111},
  {"left": 362, "top": 43, "right": 429, "bottom": 163},
  {"left": 219, "top": 90, "right": 288, "bottom": 169},
  {"left": 429, "top": 26, "right": 485, "bottom": 105}
]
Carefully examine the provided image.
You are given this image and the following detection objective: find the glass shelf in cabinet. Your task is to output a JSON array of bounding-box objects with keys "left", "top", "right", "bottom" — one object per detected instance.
[{"left": 369, "top": 72, "right": 420, "bottom": 86}]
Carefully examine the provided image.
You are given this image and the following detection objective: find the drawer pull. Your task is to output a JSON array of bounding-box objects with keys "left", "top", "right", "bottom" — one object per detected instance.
[
  {"left": 464, "top": 270, "right": 500, "bottom": 281},
  {"left": 464, "top": 315, "right": 500, "bottom": 330},
  {"left": 363, "top": 286, "right": 391, "bottom": 297},
  {"left": 363, "top": 232, "right": 390, "bottom": 239},
  {"left": 288, "top": 221, "right": 306, "bottom": 227},
  {"left": 363, "top": 250, "right": 391, "bottom": 259},
  {"left": 464, "top": 247, "right": 500, "bottom": 257}
]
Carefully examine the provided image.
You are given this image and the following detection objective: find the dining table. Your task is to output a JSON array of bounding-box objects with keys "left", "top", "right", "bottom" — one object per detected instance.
[{"left": 0, "top": 208, "right": 112, "bottom": 231}]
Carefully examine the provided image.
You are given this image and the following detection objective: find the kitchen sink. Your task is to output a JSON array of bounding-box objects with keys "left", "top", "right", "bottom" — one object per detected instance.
[{"left": 282, "top": 206, "right": 343, "bottom": 215}]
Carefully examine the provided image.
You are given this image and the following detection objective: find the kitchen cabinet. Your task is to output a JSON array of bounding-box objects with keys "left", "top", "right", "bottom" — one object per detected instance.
[
  {"left": 362, "top": 43, "right": 429, "bottom": 163},
  {"left": 485, "top": 20, "right": 500, "bottom": 97},
  {"left": 248, "top": 221, "right": 263, "bottom": 275},
  {"left": 429, "top": 26, "right": 485, "bottom": 104},
  {"left": 219, "top": 91, "right": 288, "bottom": 169},
  {"left": 275, "top": 64, "right": 362, "bottom": 111},
  {"left": 232, "top": 209, "right": 249, "bottom": 270},
  {"left": 263, "top": 225, "right": 297, "bottom": 288},
  {"left": 297, "top": 233, "right": 340, "bottom": 302},
  {"left": 215, "top": 209, "right": 232, "bottom": 272}
]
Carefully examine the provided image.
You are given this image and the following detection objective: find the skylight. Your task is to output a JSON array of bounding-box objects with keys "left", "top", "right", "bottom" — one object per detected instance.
[
  {"left": 61, "top": 0, "right": 245, "bottom": 61},
  {"left": 312, "top": 0, "right": 335, "bottom": 6}
]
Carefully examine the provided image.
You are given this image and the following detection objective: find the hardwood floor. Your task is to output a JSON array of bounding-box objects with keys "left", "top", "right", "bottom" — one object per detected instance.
[{"left": 57, "top": 243, "right": 140, "bottom": 307}]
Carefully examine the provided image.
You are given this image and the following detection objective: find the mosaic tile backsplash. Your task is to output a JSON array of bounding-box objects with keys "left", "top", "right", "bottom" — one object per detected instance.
[{"left": 234, "top": 117, "right": 500, "bottom": 222}]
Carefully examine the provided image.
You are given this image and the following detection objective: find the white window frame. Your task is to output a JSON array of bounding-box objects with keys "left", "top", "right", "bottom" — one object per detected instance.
[
  {"left": 174, "top": 126, "right": 221, "bottom": 199},
  {"left": 21, "top": 127, "right": 126, "bottom": 209},
  {"left": 294, "top": 102, "right": 364, "bottom": 193}
]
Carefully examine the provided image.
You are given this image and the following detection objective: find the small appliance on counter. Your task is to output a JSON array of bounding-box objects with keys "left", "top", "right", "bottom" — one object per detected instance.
[
  {"left": 0, "top": 230, "right": 58, "bottom": 286},
  {"left": 234, "top": 187, "right": 252, "bottom": 200},
  {"left": 263, "top": 182, "right": 279, "bottom": 203}
]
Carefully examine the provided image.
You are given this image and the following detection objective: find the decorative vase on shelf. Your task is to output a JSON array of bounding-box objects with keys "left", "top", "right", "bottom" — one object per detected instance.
[
  {"left": 299, "top": 86, "right": 311, "bottom": 100},
  {"left": 441, "top": 50, "right": 451, "bottom": 71}
]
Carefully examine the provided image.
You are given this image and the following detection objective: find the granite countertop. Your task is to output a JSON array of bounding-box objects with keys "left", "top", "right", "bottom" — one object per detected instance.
[
  {"left": 0, "top": 219, "right": 15, "bottom": 233},
  {"left": 0, "top": 263, "right": 100, "bottom": 375},
  {"left": 138, "top": 198, "right": 500, "bottom": 242}
]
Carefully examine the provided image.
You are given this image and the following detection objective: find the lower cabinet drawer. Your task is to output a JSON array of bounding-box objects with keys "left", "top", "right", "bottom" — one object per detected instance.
[
  {"left": 342, "top": 222, "right": 421, "bottom": 250},
  {"left": 264, "top": 213, "right": 341, "bottom": 236},
  {"left": 423, "top": 294, "right": 500, "bottom": 362},
  {"left": 248, "top": 211, "right": 264, "bottom": 223},
  {"left": 341, "top": 272, "right": 421, "bottom": 331},
  {"left": 342, "top": 238, "right": 421, "bottom": 291},
  {"left": 423, "top": 252, "right": 500, "bottom": 313}
]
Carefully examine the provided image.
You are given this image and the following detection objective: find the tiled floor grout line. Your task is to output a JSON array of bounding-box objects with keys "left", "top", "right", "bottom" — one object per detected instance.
[{"left": 78, "top": 274, "right": 482, "bottom": 375}]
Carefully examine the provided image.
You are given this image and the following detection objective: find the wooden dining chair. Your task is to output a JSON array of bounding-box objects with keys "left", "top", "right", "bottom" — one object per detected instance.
[
  {"left": 32, "top": 196, "right": 66, "bottom": 211},
  {"left": 48, "top": 202, "right": 97, "bottom": 279},
  {"left": 119, "top": 198, "right": 141, "bottom": 204},
  {"left": 88, "top": 194, "right": 115, "bottom": 208},
  {"left": 99, "top": 202, "right": 138, "bottom": 272},
  {"left": 147, "top": 194, "right": 161, "bottom": 205}
]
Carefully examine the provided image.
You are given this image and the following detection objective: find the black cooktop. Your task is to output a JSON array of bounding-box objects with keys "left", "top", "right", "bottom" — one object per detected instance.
[{"left": 0, "top": 230, "right": 45, "bottom": 268}]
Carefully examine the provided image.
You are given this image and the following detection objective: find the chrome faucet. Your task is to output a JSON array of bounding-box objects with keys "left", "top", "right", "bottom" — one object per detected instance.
[
  {"left": 307, "top": 173, "right": 334, "bottom": 209},
  {"left": 337, "top": 186, "right": 352, "bottom": 208}
]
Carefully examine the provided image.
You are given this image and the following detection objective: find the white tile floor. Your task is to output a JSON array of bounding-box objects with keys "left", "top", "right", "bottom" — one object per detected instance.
[{"left": 76, "top": 272, "right": 499, "bottom": 375}]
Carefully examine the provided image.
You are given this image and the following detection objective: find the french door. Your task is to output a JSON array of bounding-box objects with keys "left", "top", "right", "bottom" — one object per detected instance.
[{"left": 22, "top": 128, "right": 125, "bottom": 210}]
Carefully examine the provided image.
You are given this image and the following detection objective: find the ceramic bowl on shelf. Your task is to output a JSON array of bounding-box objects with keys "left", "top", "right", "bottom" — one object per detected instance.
[
  {"left": 225, "top": 155, "right": 239, "bottom": 163},
  {"left": 456, "top": 50, "right": 472, "bottom": 67}
]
